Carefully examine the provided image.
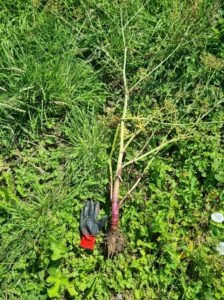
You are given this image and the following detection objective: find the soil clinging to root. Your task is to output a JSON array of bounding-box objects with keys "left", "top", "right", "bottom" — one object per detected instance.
[{"left": 105, "top": 228, "right": 125, "bottom": 258}]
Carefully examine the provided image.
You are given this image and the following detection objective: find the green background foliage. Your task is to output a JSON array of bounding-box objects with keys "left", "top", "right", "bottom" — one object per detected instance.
[{"left": 0, "top": 0, "right": 224, "bottom": 299}]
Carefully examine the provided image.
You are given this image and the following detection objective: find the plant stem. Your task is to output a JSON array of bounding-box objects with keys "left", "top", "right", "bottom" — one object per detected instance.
[
  {"left": 111, "top": 14, "right": 129, "bottom": 230},
  {"left": 108, "top": 124, "right": 120, "bottom": 200},
  {"left": 120, "top": 157, "right": 155, "bottom": 205},
  {"left": 122, "top": 136, "right": 186, "bottom": 168},
  {"left": 129, "top": 26, "right": 192, "bottom": 93}
]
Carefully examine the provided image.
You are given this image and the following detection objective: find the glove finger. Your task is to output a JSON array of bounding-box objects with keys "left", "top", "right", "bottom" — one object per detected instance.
[
  {"left": 83, "top": 200, "right": 90, "bottom": 217},
  {"left": 80, "top": 213, "right": 88, "bottom": 235},
  {"left": 97, "top": 215, "right": 108, "bottom": 230},
  {"left": 80, "top": 208, "right": 83, "bottom": 221},
  {"left": 89, "top": 200, "right": 95, "bottom": 217},
  {"left": 93, "top": 201, "right": 100, "bottom": 220},
  {"left": 80, "top": 205, "right": 86, "bottom": 220},
  {"left": 80, "top": 210, "right": 84, "bottom": 227}
]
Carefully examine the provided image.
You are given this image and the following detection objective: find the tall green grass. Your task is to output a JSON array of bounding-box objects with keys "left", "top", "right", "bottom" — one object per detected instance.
[{"left": 0, "top": 2, "right": 106, "bottom": 147}]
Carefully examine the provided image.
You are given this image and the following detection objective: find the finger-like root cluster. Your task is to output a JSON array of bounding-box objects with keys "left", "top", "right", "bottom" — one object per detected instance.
[{"left": 105, "top": 228, "right": 125, "bottom": 258}]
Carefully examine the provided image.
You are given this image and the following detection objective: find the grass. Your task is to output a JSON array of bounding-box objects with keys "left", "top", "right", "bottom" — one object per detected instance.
[{"left": 0, "top": 0, "right": 224, "bottom": 299}]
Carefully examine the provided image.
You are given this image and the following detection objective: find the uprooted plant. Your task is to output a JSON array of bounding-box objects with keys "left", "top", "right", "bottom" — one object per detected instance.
[{"left": 105, "top": 7, "right": 224, "bottom": 257}]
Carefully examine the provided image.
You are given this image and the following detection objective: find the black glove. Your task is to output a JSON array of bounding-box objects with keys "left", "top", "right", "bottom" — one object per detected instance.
[{"left": 80, "top": 200, "right": 108, "bottom": 250}]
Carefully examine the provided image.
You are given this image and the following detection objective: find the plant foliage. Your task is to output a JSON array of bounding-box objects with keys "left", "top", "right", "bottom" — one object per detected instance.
[{"left": 0, "top": 0, "right": 224, "bottom": 299}]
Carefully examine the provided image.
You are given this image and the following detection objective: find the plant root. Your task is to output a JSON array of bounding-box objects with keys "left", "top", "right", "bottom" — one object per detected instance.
[{"left": 105, "top": 228, "right": 125, "bottom": 258}]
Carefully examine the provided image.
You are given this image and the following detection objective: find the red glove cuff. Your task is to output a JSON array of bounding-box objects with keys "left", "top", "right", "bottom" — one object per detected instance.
[{"left": 80, "top": 235, "right": 96, "bottom": 250}]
